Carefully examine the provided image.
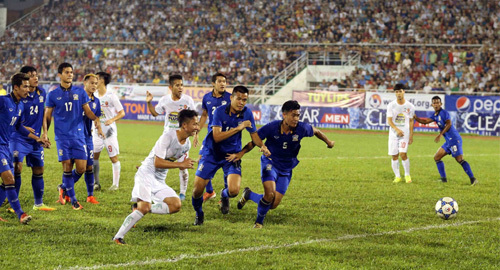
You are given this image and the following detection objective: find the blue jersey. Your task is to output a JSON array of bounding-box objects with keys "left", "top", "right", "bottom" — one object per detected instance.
[
  {"left": 0, "top": 93, "right": 29, "bottom": 146},
  {"left": 202, "top": 91, "right": 231, "bottom": 133},
  {"left": 46, "top": 85, "right": 90, "bottom": 141},
  {"left": 206, "top": 104, "right": 256, "bottom": 160},
  {"left": 83, "top": 95, "right": 101, "bottom": 139},
  {"left": 429, "top": 109, "right": 461, "bottom": 142},
  {"left": 11, "top": 87, "right": 46, "bottom": 145},
  {"left": 258, "top": 120, "right": 314, "bottom": 172}
]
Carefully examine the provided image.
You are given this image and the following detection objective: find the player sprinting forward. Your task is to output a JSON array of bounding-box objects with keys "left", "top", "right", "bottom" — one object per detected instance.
[
  {"left": 191, "top": 86, "right": 270, "bottom": 226},
  {"left": 0, "top": 73, "right": 50, "bottom": 223},
  {"left": 92, "top": 72, "right": 125, "bottom": 191},
  {"left": 197, "top": 72, "right": 232, "bottom": 201},
  {"left": 10, "top": 66, "right": 55, "bottom": 211},
  {"left": 236, "top": 100, "right": 335, "bottom": 228},
  {"left": 43, "top": 63, "right": 98, "bottom": 210},
  {"left": 414, "top": 96, "right": 477, "bottom": 185},
  {"left": 112, "top": 109, "right": 199, "bottom": 245},
  {"left": 146, "top": 74, "right": 195, "bottom": 200},
  {"left": 386, "top": 84, "right": 415, "bottom": 183}
]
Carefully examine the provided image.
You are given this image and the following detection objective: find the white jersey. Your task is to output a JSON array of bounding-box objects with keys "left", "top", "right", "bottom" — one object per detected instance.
[
  {"left": 140, "top": 129, "right": 191, "bottom": 182},
  {"left": 386, "top": 99, "right": 415, "bottom": 138},
  {"left": 155, "top": 94, "right": 195, "bottom": 133},
  {"left": 93, "top": 90, "right": 124, "bottom": 138}
]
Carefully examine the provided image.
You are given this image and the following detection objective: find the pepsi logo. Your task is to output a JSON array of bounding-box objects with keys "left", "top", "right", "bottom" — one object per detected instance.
[
  {"left": 369, "top": 94, "right": 382, "bottom": 108},
  {"left": 456, "top": 96, "right": 470, "bottom": 112}
]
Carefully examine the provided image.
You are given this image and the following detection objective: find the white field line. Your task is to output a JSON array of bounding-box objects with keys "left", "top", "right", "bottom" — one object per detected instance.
[{"left": 63, "top": 217, "right": 500, "bottom": 270}]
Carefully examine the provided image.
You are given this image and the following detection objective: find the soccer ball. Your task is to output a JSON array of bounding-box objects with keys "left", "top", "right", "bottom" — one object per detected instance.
[{"left": 435, "top": 197, "right": 459, "bottom": 220}]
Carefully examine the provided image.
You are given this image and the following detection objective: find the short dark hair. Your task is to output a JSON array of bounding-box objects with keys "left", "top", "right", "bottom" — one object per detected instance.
[
  {"left": 394, "top": 83, "right": 405, "bottom": 91},
  {"left": 11, "top": 72, "right": 29, "bottom": 87},
  {"left": 84, "top": 73, "right": 97, "bottom": 81},
  {"left": 432, "top": 96, "right": 442, "bottom": 102},
  {"left": 282, "top": 100, "right": 301, "bottom": 113},
  {"left": 58, "top": 63, "right": 73, "bottom": 74},
  {"left": 178, "top": 109, "right": 198, "bottom": 127},
  {"left": 169, "top": 74, "right": 183, "bottom": 86},
  {"left": 20, "top": 66, "right": 37, "bottom": 74},
  {"left": 96, "top": 72, "right": 111, "bottom": 85},
  {"left": 232, "top": 85, "right": 249, "bottom": 95},
  {"left": 212, "top": 72, "right": 227, "bottom": 83}
]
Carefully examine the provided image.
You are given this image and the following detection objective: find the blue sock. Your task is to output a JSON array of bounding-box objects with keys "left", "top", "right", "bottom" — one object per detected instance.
[
  {"left": 255, "top": 198, "right": 272, "bottom": 225},
  {"left": 205, "top": 180, "right": 214, "bottom": 194},
  {"left": 221, "top": 188, "right": 229, "bottom": 198},
  {"left": 435, "top": 160, "right": 446, "bottom": 178},
  {"left": 5, "top": 185, "right": 24, "bottom": 219},
  {"left": 249, "top": 190, "right": 263, "bottom": 204},
  {"left": 63, "top": 171, "right": 77, "bottom": 203},
  {"left": 223, "top": 175, "right": 228, "bottom": 189},
  {"left": 72, "top": 169, "right": 83, "bottom": 184},
  {"left": 460, "top": 160, "right": 475, "bottom": 179},
  {"left": 0, "top": 186, "right": 6, "bottom": 204},
  {"left": 14, "top": 173, "right": 21, "bottom": 195},
  {"left": 32, "top": 174, "right": 44, "bottom": 205},
  {"left": 192, "top": 196, "right": 204, "bottom": 217},
  {"left": 84, "top": 170, "right": 94, "bottom": 196}
]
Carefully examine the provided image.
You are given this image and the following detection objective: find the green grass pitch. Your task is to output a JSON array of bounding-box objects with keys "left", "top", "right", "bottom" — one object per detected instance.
[{"left": 1, "top": 121, "right": 499, "bottom": 269}]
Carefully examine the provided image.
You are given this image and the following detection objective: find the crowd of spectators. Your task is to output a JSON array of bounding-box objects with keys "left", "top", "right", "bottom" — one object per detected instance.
[{"left": 0, "top": 0, "right": 499, "bottom": 92}]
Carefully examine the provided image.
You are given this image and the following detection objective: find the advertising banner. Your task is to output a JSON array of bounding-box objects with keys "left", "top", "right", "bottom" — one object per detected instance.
[
  {"left": 365, "top": 92, "right": 444, "bottom": 112},
  {"left": 292, "top": 91, "right": 365, "bottom": 108},
  {"left": 307, "top": 66, "right": 355, "bottom": 82},
  {"left": 445, "top": 95, "right": 500, "bottom": 136}
]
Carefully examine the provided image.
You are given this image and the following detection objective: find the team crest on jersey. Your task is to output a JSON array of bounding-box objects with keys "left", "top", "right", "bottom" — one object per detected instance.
[
  {"left": 1, "top": 158, "right": 7, "bottom": 166},
  {"left": 274, "top": 136, "right": 279, "bottom": 139},
  {"left": 57, "top": 97, "right": 62, "bottom": 100},
  {"left": 198, "top": 163, "right": 204, "bottom": 171},
  {"left": 207, "top": 101, "right": 211, "bottom": 105},
  {"left": 9, "top": 108, "right": 13, "bottom": 112},
  {"left": 221, "top": 101, "right": 227, "bottom": 105},
  {"left": 73, "top": 94, "right": 79, "bottom": 100},
  {"left": 59, "top": 149, "right": 63, "bottom": 156},
  {"left": 292, "top": 135, "right": 299, "bottom": 141},
  {"left": 92, "top": 103, "right": 96, "bottom": 109},
  {"left": 266, "top": 164, "right": 272, "bottom": 171},
  {"left": 39, "top": 96, "right": 44, "bottom": 103},
  {"left": 13, "top": 151, "right": 19, "bottom": 157},
  {"left": 23, "top": 99, "right": 28, "bottom": 103}
]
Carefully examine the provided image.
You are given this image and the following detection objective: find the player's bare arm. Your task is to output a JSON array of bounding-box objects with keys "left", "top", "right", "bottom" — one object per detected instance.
[
  {"left": 193, "top": 109, "right": 209, "bottom": 148},
  {"left": 42, "top": 107, "right": 53, "bottom": 141},
  {"left": 387, "top": 117, "right": 404, "bottom": 137},
  {"left": 435, "top": 119, "right": 452, "bottom": 143},
  {"left": 153, "top": 156, "right": 194, "bottom": 170},
  {"left": 83, "top": 103, "right": 98, "bottom": 120},
  {"left": 250, "top": 132, "right": 271, "bottom": 157},
  {"left": 94, "top": 119, "right": 105, "bottom": 138},
  {"left": 146, "top": 91, "right": 159, "bottom": 117},
  {"left": 212, "top": 121, "right": 251, "bottom": 143},
  {"left": 105, "top": 109, "right": 125, "bottom": 126},
  {"left": 414, "top": 114, "right": 433, "bottom": 124},
  {"left": 409, "top": 117, "right": 414, "bottom": 145},
  {"left": 313, "top": 127, "right": 335, "bottom": 148}
]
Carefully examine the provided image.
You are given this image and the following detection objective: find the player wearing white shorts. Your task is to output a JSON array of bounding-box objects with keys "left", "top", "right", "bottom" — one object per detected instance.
[
  {"left": 112, "top": 109, "right": 199, "bottom": 245},
  {"left": 387, "top": 84, "right": 415, "bottom": 183},
  {"left": 146, "top": 74, "right": 195, "bottom": 200},
  {"left": 92, "top": 72, "right": 125, "bottom": 191}
]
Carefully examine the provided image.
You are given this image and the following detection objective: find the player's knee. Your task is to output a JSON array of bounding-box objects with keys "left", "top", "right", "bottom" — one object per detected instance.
[
  {"left": 263, "top": 191, "right": 274, "bottom": 202},
  {"left": 75, "top": 168, "right": 86, "bottom": 175},
  {"left": 228, "top": 187, "right": 239, "bottom": 198},
  {"left": 14, "top": 162, "right": 22, "bottom": 174},
  {"left": 137, "top": 203, "right": 151, "bottom": 215},
  {"left": 32, "top": 166, "right": 44, "bottom": 175},
  {"left": 457, "top": 158, "right": 465, "bottom": 164},
  {"left": 400, "top": 153, "right": 408, "bottom": 160},
  {"left": 169, "top": 199, "right": 182, "bottom": 213},
  {"left": 434, "top": 156, "right": 442, "bottom": 162}
]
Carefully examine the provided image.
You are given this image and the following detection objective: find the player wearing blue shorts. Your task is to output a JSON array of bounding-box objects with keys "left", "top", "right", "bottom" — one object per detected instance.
[
  {"left": 43, "top": 63, "right": 98, "bottom": 210},
  {"left": 235, "top": 100, "right": 335, "bottom": 228},
  {"left": 196, "top": 72, "right": 232, "bottom": 201},
  {"left": 191, "top": 86, "right": 270, "bottom": 225},
  {"left": 414, "top": 96, "right": 477, "bottom": 185},
  {"left": 0, "top": 73, "right": 49, "bottom": 223},
  {"left": 9, "top": 66, "right": 55, "bottom": 212}
]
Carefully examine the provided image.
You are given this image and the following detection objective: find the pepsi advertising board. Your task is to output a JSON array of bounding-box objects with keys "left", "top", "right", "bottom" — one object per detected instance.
[{"left": 445, "top": 95, "right": 500, "bottom": 136}]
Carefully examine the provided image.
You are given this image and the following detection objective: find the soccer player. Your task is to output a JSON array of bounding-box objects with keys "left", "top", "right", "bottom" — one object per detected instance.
[
  {"left": 191, "top": 85, "right": 270, "bottom": 225},
  {"left": 43, "top": 63, "right": 98, "bottom": 210},
  {"left": 112, "top": 109, "right": 199, "bottom": 245},
  {"left": 197, "top": 72, "right": 231, "bottom": 201},
  {"left": 146, "top": 74, "right": 195, "bottom": 200},
  {"left": 235, "top": 100, "right": 335, "bottom": 228},
  {"left": 414, "top": 96, "right": 477, "bottom": 185},
  {"left": 0, "top": 73, "right": 49, "bottom": 223},
  {"left": 387, "top": 83, "right": 415, "bottom": 183},
  {"left": 92, "top": 72, "right": 125, "bottom": 191},
  {"left": 9, "top": 66, "right": 55, "bottom": 211}
]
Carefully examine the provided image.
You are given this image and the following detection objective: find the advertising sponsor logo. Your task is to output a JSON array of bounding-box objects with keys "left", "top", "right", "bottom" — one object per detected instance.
[
  {"left": 320, "top": 113, "right": 350, "bottom": 124},
  {"left": 455, "top": 96, "right": 470, "bottom": 112},
  {"left": 368, "top": 94, "right": 382, "bottom": 108}
]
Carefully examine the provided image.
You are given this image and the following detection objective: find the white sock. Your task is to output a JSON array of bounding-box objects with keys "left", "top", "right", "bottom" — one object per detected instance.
[
  {"left": 114, "top": 210, "right": 144, "bottom": 239},
  {"left": 112, "top": 161, "right": 121, "bottom": 187},
  {"left": 402, "top": 159, "right": 410, "bottom": 176},
  {"left": 179, "top": 169, "right": 188, "bottom": 195},
  {"left": 150, "top": 202, "right": 170, "bottom": 215},
  {"left": 391, "top": 159, "right": 400, "bottom": 177}
]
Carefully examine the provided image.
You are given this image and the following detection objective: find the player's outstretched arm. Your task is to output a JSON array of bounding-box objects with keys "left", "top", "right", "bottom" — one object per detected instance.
[
  {"left": 146, "top": 91, "right": 159, "bottom": 117},
  {"left": 414, "top": 114, "right": 433, "bottom": 124},
  {"left": 83, "top": 103, "right": 98, "bottom": 120},
  {"left": 212, "top": 121, "right": 250, "bottom": 143},
  {"left": 226, "top": 141, "right": 255, "bottom": 162},
  {"left": 313, "top": 127, "right": 335, "bottom": 148},
  {"left": 250, "top": 132, "right": 271, "bottom": 156},
  {"left": 154, "top": 156, "right": 194, "bottom": 170}
]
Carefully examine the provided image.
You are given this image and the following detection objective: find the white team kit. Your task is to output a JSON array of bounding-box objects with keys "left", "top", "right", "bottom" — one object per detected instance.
[
  {"left": 92, "top": 90, "right": 124, "bottom": 157},
  {"left": 132, "top": 129, "right": 191, "bottom": 203},
  {"left": 386, "top": 100, "right": 415, "bottom": 155}
]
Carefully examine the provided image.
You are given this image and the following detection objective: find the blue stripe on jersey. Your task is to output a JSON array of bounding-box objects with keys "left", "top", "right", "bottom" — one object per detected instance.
[
  {"left": 430, "top": 109, "right": 461, "bottom": 142},
  {"left": 46, "top": 85, "right": 90, "bottom": 141},
  {"left": 83, "top": 95, "right": 101, "bottom": 138},
  {"left": 257, "top": 120, "right": 314, "bottom": 172},
  {"left": 0, "top": 93, "right": 25, "bottom": 145},
  {"left": 202, "top": 91, "right": 231, "bottom": 133},
  {"left": 11, "top": 86, "right": 46, "bottom": 144}
]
